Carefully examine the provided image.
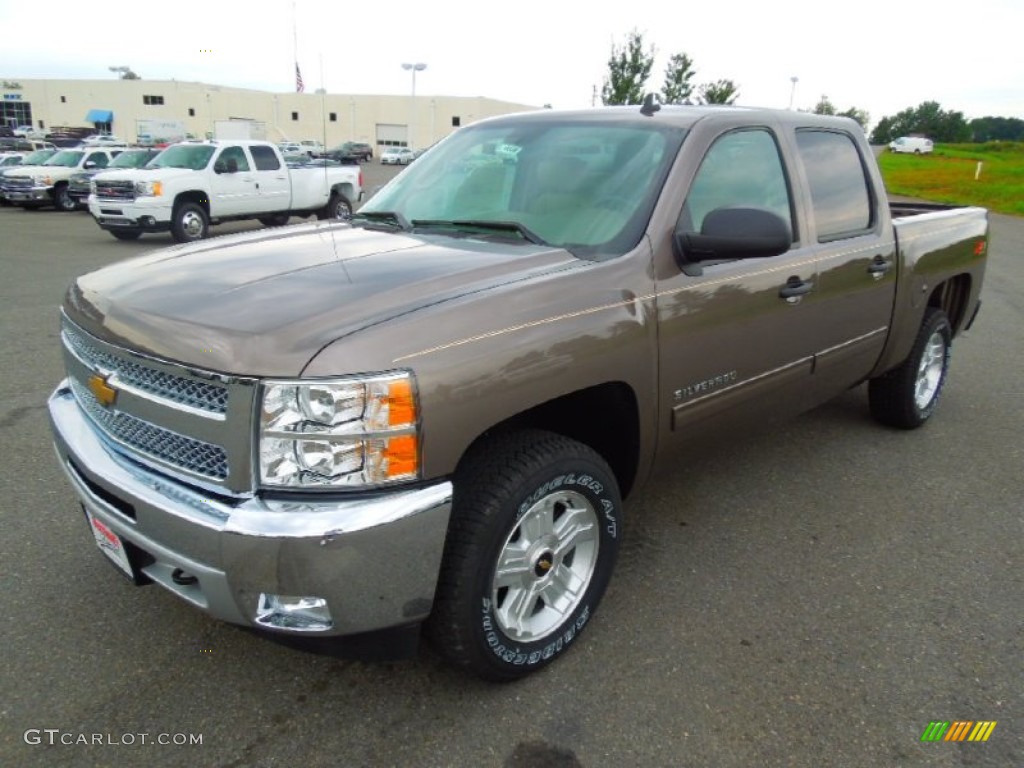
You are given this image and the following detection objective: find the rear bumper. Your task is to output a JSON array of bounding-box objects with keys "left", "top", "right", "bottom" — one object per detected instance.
[{"left": 48, "top": 380, "right": 454, "bottom": 636}]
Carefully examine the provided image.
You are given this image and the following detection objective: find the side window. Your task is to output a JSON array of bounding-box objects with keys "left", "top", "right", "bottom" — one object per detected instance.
[
  {"left": 250, "top": 145, "right": 281, "bottom": 171},
  {"left": 88, "top": 152, "right": 109, "bottom": 168},
  {"left": 681, "top": 129, "right": 793, "bottom": 238},
  {"left": 795, "top": 130, "right": 872, "bottom": 241},
  {"left": 219, "top": 146, "right": 251, "bottom": 172}
]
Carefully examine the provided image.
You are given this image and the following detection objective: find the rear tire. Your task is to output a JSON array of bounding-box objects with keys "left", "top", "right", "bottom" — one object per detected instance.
[
  {"left": 869, "top": 307, "right": 952, "bottom": 429},
  {"left": 317, "top": 194, "right": 352, "bottom": 221},
  {"left": 427, "top": 430, "right": 621, "bottom": 680}
]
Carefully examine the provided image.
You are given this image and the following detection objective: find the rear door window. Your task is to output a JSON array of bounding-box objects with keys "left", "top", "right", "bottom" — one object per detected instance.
[
  {"left": 795, "top": 130, "right": 873, "bottom": 241},
  {"left": 250, "top": 145, "right": 281, "bottom": 171}
]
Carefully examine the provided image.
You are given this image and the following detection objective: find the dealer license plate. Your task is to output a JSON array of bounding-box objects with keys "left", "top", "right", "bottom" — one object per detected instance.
[{"left": 85, "top": 509, "right": 134, "bottom": 579}]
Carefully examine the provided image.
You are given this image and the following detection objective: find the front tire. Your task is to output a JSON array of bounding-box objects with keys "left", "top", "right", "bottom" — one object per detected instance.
[
  {"left": 54, "top": 184, "right": 76, "bottom": 212},
  {"left": 869, "top": 307, "right": 952, "bottom": 429},
  {"left": 427, "top": 430, "right": 621, "bottom": 680},
  {"left": 171, "top": 201, "right": 208, "bottom": 243}
]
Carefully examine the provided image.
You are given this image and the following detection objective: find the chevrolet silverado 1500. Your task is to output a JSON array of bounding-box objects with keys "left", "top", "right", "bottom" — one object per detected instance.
[{"left": 49, "top": 105, "right": 987, "bottom": 680}]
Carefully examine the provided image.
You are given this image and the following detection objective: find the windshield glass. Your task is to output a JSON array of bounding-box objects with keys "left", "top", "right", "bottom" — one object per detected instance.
[
  {"left": 23, "top": 149, "right": 56, "bottom": 165},
  {"left": 363, "top": 117, "right": 685, "bottom": 258},
  {"left": 110, "top": 150, "right": 157, "bottom": 169},
  {"left": 149, "top": 144, "right": 216, "bottom": 170},
  {"left": 44, "top": 150, "right": 85, "bottom": 167}
]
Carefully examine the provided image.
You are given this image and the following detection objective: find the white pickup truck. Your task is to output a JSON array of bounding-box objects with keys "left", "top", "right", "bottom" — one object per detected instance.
[
  {"left": 88, "top": 140, "right": 363, "bottom": 242},
  {"left": 5, "top": 147, "right": 121, "bottom": 211}
]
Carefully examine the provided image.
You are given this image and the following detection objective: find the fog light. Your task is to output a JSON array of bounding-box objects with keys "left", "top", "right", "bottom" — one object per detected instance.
[
  {"left": 255, "top": 593, "right": 333, "bottom": 632},
  {"left": 141, "top": 216, "right": 156, "bottom": 227}
]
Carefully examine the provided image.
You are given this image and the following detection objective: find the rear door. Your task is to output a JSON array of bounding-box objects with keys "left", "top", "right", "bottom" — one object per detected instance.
[
  {"left": 249, "top": 145, "right": 290, "bottom": 212},
  {"left": 788, "top": 129, "right": 896, "bottom": 395}
]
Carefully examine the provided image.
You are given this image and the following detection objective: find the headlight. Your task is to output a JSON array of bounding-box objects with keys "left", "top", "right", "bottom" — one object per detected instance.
[
  {"left": 38, "top": 175, "right": 52, "bottom": 186},
  {"left": 89, "top": 180, "right": 98, "bottom": 194},
  {"left": 259, "top": 372, "right": 419, "bottom": 489},
  {"left": 134, "top": 180, "right": 163, "bottom": 196}
]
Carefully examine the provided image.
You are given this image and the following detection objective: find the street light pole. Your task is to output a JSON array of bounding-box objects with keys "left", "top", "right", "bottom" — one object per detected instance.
[
  {"left": 789, "top": 76, "right": 799, "bottom": 110},
  {"left": 401, "top": 62, "right": 426, "bottom": 150}
]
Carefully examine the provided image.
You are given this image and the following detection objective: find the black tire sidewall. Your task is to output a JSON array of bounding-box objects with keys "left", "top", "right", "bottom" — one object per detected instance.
[
  {"left": 464, "top": 456, "right": 621, "bottom": 677},
  {"left": 910, "top": 310, "right": 952, "bottom": 422},
  {"left": 172, "top": 202, "right": 207, "bottom": 242}
]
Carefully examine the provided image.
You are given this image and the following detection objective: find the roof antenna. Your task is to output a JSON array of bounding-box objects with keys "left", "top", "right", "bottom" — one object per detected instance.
[{"left": 640, "top": 93, "right": 661, "bottom": 117}]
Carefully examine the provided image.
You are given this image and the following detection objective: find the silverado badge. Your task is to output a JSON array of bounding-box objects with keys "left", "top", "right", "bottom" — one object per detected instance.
[{"left": 87, "top": 374, "right": 118, "bottom": 408}]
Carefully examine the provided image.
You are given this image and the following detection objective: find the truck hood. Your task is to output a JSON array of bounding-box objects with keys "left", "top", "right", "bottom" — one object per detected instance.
[
  {"left": 92, "top": 167, "right": 199, "bottom": 183},
  {"left": 65, "top": 221, "right": 578, "bottom": 376}
]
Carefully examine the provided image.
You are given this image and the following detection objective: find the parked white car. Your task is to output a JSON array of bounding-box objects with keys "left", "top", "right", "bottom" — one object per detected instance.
[
  {"left": 381, "top": 147, "right": 416, "bottom": 165},
  {"left": 299, "top": 140, "right": 325, "bottom": 157},
  {"left": 888, "top": 136, "right": 934, "bottom": 154}
]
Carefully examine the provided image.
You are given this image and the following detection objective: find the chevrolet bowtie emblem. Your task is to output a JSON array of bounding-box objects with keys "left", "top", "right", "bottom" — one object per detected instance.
[{"left": 88, "top": 374, "right": 118, "bottom": 408}]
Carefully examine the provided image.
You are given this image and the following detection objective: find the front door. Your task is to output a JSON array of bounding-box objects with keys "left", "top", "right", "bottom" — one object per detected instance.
[
  {"left": 209, "top": 145, "right": 258, "bottom": 216},
  {"left": 655, "top": 126, "right": 819, "bottom": 448}
]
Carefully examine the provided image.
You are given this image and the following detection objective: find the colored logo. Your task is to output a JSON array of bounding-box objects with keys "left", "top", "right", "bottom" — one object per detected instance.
[
  {"left": 87, "top": 374, "right": 118, "bottom": 408},
  {"left": 921, "top": 721, "right": 997, "bottom": 742}
]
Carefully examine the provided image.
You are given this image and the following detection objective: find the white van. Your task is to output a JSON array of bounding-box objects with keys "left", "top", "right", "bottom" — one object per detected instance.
[{"left": 889, "top": 136, "right": 934, "bottom": 154}]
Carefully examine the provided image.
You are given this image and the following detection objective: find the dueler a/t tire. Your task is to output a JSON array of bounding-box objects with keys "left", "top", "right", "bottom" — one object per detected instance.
[
  {"left": 869, "top": 307, "right": 952, "bottom": 429},
  {"left": 427, "top": 430, "right": 622, "bottom": 681}
]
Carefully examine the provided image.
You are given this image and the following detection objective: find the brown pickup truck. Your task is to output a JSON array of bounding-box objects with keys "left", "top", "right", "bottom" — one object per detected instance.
[{"left": 49, "top": 105, "right": 988, "bottom": 680}]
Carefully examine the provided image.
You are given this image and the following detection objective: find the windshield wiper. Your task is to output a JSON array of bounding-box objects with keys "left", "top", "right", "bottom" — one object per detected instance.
[
  {"left": 350, "top": 210, "right": 412, "bottom": 232},
  {"left": 411, "top": 219, "right": 548, "bottom": 246}
]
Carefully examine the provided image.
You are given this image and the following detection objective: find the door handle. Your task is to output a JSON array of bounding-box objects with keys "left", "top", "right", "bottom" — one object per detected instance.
[
  {"left": 779, "top": 276, "right": 814, "bottom": 302},
  {"left": 867, "top": 255, "right": 892, "bottom": 279}
]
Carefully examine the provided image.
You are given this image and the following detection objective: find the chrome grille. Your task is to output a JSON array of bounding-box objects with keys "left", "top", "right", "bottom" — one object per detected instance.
[
  {"left": 70, "top": 378, "right": 229, "bottom": 480},
  {"left": 64, "top": 325, "right": 228, "bottom": 414},
  {"left": 94, "top": 179, "right": 135, "bottom": 201},
  {"left": 4, "top": 177, "right": 32, "bottom": 189}
]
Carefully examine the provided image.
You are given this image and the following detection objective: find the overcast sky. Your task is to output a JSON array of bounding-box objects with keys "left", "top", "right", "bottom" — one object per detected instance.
[{"left": 2, "top": 0, "right": 1021, "bottom": 126}]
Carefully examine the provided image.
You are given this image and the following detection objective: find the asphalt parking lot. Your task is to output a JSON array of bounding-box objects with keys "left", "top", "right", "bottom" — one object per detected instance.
[{"left": 1, "top": 176, "right": 1021, "bottom": 767}]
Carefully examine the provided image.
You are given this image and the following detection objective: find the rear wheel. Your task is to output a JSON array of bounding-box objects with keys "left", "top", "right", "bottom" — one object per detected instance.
[
  {"left": 318, "top": 194, "right": 352, "bottom": 221},
  {"left": 427, "top": 430, "right": 621, "bottom": 680},
  {"left": 171, "top": 201, "right": 208, "bottom": 243},
  {"left": 869, "top": 307, "right": 952, "bottom": 428}
]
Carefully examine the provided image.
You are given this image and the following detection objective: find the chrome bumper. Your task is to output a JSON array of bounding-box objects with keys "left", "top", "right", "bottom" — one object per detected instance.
[{"left": 48, "top": 381, "right": 453, "bottom": 636}]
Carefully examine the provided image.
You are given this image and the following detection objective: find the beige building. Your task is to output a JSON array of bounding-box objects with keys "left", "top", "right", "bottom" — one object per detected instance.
[{"left": 0, "top": 77, "right": 539, "bottom": 150}]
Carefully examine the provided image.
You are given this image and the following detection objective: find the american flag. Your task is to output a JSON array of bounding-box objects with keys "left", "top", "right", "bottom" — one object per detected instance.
[{"left": 295, "top": 62, "right": 304, "bottom": 93}]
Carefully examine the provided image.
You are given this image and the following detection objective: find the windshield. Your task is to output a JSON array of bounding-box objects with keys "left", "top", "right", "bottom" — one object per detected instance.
[
  {"left": 362, "top": 118, "right": 685, "bottom": 258},
  {"left": 23, "top": 149, "right": 56, "bottom": 165},
  {"left": 149, "top": 144, "right": 216, "bottom": 170},
  {"left": 44, "top": 150, "right": 85, "bottom": 167},
  {"left": 110, "top": 150, "right": 157, "bottom": 169}
]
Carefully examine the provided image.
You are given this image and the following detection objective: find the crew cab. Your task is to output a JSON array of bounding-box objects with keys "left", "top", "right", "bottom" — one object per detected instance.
[
  {"left": 87, "top": 140, "right": 363, "bottom": 242},
  {"left": 4, "top": 147, "right": 120, "bottom": 210},
  {"left": 49, "top": 106, "right": 987, "bottom": 680}
]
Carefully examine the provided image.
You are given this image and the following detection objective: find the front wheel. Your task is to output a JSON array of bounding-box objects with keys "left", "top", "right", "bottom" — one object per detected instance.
[
  {"left": 171, "top": 201, "right": 208, "bottom": 243},
  {"left": 427, "top": 430, "right": 621, "bottom": 680},
  {"left": 869, "top": 307, "right": 952, "bottom": 428},
  {"left": 54, "top": 184, "right": 76, "bottom": 212}
]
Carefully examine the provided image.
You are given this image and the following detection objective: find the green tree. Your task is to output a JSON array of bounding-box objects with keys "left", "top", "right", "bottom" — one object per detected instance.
[
  {"left": 601, "top": 30, "right": 655, "bottom": 106},
  {"left": 969, "top": 116, "right": 1024, "bottom": 142},
  {"left": 813, "top": 95, "right": 836, "bottom": 115},
  {"left": 698, "top": 79, "right": 739, "bottom": 105},
  {"left": 870, "top": 101, "right": 970, "bottom": 144},
  {"left": 838, "top": 107, "right": 870, "bottom": 130},
  {"left": 661, "top": 53, "right": 696, "bottom": 105}
]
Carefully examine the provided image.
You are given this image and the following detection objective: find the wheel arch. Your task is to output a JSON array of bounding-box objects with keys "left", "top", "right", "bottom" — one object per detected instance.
[
  {"left": 173, "top": 190, "right": 210, "bottom": 216},
  {"left": 454, "top": 382, "right": 642, "bottom": 500},
  {"left": 927, "top": 274, "right": 972, "bottom": 336}
]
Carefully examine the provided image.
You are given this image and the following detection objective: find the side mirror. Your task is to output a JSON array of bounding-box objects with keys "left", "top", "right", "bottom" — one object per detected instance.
[
  {"left": 84, "top": 161, "right": 97, "bottom": 169},
  {"left": 675, "top": 207, "right": 791, "bottom": 270},
  {"left": 213, "top": 160, "right": 226, "bottom": 174}
]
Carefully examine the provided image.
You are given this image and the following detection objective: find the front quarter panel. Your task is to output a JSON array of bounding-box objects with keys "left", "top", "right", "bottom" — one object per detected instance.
[{"left": 302, "top": 245, "right": 660, "bottom": 484}]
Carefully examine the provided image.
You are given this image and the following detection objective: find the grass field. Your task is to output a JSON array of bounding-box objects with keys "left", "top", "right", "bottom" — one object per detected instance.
[{"left": 876, "top": 142, "right": 1024, "bottom": 216}]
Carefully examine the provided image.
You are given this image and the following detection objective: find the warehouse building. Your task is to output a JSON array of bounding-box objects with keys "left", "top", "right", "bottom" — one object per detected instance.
[{"left": 0, "top": 77, "right": 539, "bottom": 150}]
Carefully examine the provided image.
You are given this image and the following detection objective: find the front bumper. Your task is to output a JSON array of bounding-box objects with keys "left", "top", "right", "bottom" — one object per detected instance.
[
  {"left": 48, "top": 380, "right": 453, "bottom": 636},
  {"left": 7, "top": 185, "right": 52, "bottom": 203},
  {"left": 88, "top": 198, "right": 173, "bottom": 232}
]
